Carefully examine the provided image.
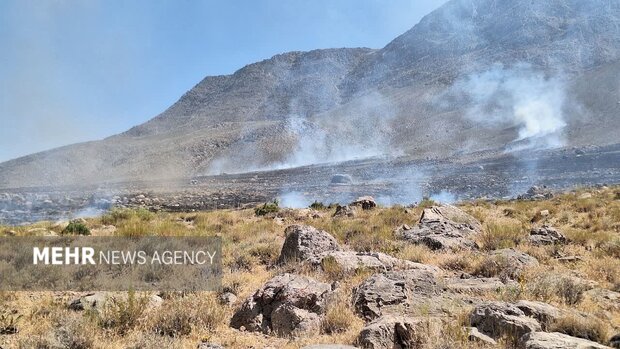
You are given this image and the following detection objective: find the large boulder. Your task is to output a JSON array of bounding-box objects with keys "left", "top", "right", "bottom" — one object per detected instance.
[
  {"left": 396, "top": 205, "right": 481, "bottom": 251},
  {"left": 353, "top": 270, "right": 440, "bottom": 321},
  {"left": 529, "top": 225, "right": 567, "bottom": 245},
  {"left": 518, "top": 332, "right": 611, "bottom": 349},
  {"left": 317, "top": 251, "right": 440, "bottom": 274},
  {"left": 333, "top": 205, "right": 358, "bottom": 218},
  {"left": 278, "top": 225, "right": 341, "bottom": 264},
  {"left": 230, "top": 273, "right": 333, "bottom": 337},
  {"left": 470, "top": 302, "right": 541, "bottom": 339},
  {"left": 356, "top": 315, "right": 423, "bottom": 349}
]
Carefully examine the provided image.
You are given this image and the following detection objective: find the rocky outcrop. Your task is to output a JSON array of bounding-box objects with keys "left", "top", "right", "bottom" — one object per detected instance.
[
  {"left": 277, "top": 225, "right": 341, "bottom": 264},
  {"left": 356, "top": 315, "right": 423, "bottom": 349},
  {"left": 353, "top": 270, "right": 440, "bottom": 321},
  {"left": 515, "top": 301, "right": 563, "bottom": 330},
  {"left": 480, "top": 248, "right": 539, "bottom": 280},
  {"left": 518, "top": 332, "right": 611, "bottom": 349},
  {"left": 444, "top": 275, "right": 515, "bottom": 294},
  {"left": 68, "top": 292, "right": 163, "bottom": 312},
  {"left": 230, "top": 273, "right": 332, "bottom": 337},
  {"left": 395, "top": 205, "right": 481, "bottom": 251},
  {"left": 467, "top": 327, "right": 498, "bottom": 345},
  {"left": 350, "top": 197, "right": 377, "bottom": 210},
  {"left": 317, "top": 251, "right": 440, "bottom": 274},
  {"left": 530, "top": 225, "right": 567, "bottom": 245},
  {"left": 518, "top": 186, "right": 554, "bottom": 200},
  {"left": 333, "top": 205, "right": 357, "bottom": 218},
  {"left": 470, "top": 302, "right": 541, "bottom": 339}
]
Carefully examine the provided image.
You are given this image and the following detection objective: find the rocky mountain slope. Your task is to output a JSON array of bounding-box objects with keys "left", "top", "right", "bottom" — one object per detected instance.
[{"left": 2, "top": 0, "right": 620, "bottom": 188}]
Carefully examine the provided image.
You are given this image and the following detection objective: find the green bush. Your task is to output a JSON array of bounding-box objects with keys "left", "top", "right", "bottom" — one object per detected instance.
[
  {"left": 255, "top": 200, "right": 279, "bottom": 216},
  {"left": 310, "top": 201, "right": 327, "bottom": 210},
  {"left": 62, "top": 222, "right": 90, "bottom": 236}
]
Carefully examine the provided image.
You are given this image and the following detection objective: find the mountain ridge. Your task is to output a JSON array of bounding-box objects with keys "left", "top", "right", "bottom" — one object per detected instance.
[{"left": 2, "top": 0, "right": 620, "bottom": 188}]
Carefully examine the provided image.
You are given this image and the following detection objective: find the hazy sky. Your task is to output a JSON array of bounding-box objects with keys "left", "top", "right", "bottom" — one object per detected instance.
[{"left": 0, "top": 0, "right": 447, "bottom": 162}]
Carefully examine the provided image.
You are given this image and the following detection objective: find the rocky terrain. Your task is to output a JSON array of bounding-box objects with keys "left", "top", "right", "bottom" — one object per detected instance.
[
  {"left": 1, "top": 0, "right": 620, "bottom": 188},
  {"left": 1, "top": 143, "right": 618, "bottom": 226},
  {"left": 0, "top": 186, "right": 618, "bottom": 348}
]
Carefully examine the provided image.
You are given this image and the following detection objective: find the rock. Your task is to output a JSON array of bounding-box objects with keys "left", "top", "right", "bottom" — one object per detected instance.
[
  {"left": 52, "top": 221, "right": 69, "bottom": 230},
  {"left": 230, "top": 273, "right": 332, "bottom": 337},
  {"left": 271, "top": 304, "right": 322, "bottom": 336},
  {"left": 197, "top": 342, "right": 225, "bottom": 349},
  {"left": 330, "top": 174, "right": 353, "bottom": 185},
  {"left": 583, "top": 289, "right": 620, "bottom": 311},
  {"left": 518, "top": 186, "right": 554, "bottom": 200},
  {"left": 353, "top": 270, "right": 440, "bottom": 321},
  {"left": 70, "top": 218, "right": 87, "bottom": 224},
  {"left": 485, "top": 248, "right": 539, "bottom": 279},
  {"left": 4, "top": 230, "right": 16, "bottom": 236},
  {"left": 518, "top": 332, "right": 611, "bottom": 349},
  {"left": 90, "top": 224, "right": 117, "bottom": 235},
  {"left": 218, "top": 292, "right": 238, "bottom": 306},
  {"left": 302, "top": 345, "right": 358, "bottom": 349},
  {"left": 356, "top": 315, "right": 423, "bottom": 349},
  {"left": 350, "top": 196, "right": 377, "bottom": 210},
  {"left": 515, "top": 300, "right": 563, "bottom": 330},
  {"left": 277, "top": 225, "right": 341, "bottom": 264},
  {"left": 539, "top": 210, "right": 550, "bottom": 217},
  {"left": 396, "top": 205, "right": 481, "bottom": 251},
  {"left": 578, "top": 193, "right": 593, "bottom": 200},
  {"left": 333, "top": 205, "right": 357, "bottom": 218},
  {"left": 317, "top": 251, "right": 440, "bottom": 274},
  {"left": 444, "top": 276, "right": 514, "bottom": 294},
  {"left": 530, "top": 225, "right": 567, "bottom": 245},
  {"left": 470, "top": 302, "right": 541, "bottom": 339},
  {"left": 610, "top": 334, "right": 620, "bottom": 348},
  {"left": 68, "top": 292, "right": 163, "bottom": 312},
  {"left": 467, "top": 327, "right": 497, "bottom": 345}
]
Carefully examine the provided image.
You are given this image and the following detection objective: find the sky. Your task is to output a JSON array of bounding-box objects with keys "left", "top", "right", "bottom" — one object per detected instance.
[{"left": 0, "top": 0, "right": 447, "bottom": 162}]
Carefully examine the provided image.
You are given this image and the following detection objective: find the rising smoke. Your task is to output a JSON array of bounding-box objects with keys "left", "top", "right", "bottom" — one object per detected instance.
[{"left": 451, "top": 63, "right": 568, "bottom": 151}]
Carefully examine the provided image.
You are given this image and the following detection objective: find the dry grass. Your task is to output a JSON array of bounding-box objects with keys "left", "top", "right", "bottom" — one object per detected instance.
[{"left": 1, "top": 186, "right": 619, "bottom": 348}]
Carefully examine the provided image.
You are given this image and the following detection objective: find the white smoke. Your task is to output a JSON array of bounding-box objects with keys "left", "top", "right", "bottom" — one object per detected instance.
[{"left": 454, "top": 64, "right": 567, "bottom": 150}]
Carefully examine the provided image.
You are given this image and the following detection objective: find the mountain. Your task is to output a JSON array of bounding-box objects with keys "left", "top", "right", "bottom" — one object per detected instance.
[{"left": 2, "top": 0, "right": 620, "bottom": 188}]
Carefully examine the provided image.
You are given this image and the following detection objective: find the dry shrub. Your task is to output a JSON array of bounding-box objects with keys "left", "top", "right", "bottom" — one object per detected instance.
[
  {"left": 321, "top": 296, "right": 362, "bottom": 334},
  {"left": 321, "top": 255, "right": 346, "bottom": 281},
  {"left": 584, "top": 256, "right": 620, "bottom": 286},
  {"left": 479, "top": 219, "right": 526, "bottom": 251},
  {"left": 398, "top": 244, "right": 432, "bottom": 264},
  {"left": 438, "top": 253, "right": 476, "bottom": 272},
  {"left": 248, "top": 242, "right": 280, "bottom": 266},
  {"left": 53, "top": 315, "right": 95, "bottom": 349},
  {"left": 550, "top": 314, "right": 610, "bottom": 344},
  {"left": 527, "top": 273, "right": 589, "bottom": 305},
  {"left": 150, "top": 294, "right": 225, "bottom": 337},
  {"left": 96, "top": 291, "right": 149, "bottom": 334}
]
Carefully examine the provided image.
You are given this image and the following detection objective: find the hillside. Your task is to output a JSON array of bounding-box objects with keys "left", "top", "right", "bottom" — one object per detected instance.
[{"left": 1, "top": 0, "right": 620, "bottom": 188}]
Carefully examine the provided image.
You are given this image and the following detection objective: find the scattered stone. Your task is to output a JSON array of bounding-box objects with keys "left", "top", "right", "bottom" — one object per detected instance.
[
  {"left": 610, "top": 334, "right": 620, "bottom": 348},
  {"left": 353, "top": 270, "right": 440, "bottom": 321},
  {"left": 467, "top": 327, "right": 497, "bottom": 345},
  {"left": 197, "top": 342, "right": 225, "bottom": 349},
  {"left": 350, "top": 196, "right": 377, "bottom": 210},
  {"left": 68, "top": 292, "right": 163, "bottom": 312},
  {"left": 518, "top": 331, "right": 611, "bottom": 349},
  {"left": 317, "top": 251, "right": 440, "bottom": 274},
  {"left": 330, "top": 174, "right": 353, "bottom": 185},
  {"left": 230, "top": 273, "right": 332, "bottom": 337},
  {"left": 333, "top": 205, "right": 357, "bottom": 218},
  {"left": 518, "top": 186, "right": 554, "bottom": 200},
  {"left": 470, "top": 302, "right": 541, "bottom": 339},
  {"left": 277, "top": 225, "right": 341, "bottom": 264},
  {"left": 530, "top": 225, "right": 567, "bottom": 245},
  {"left": 539, "top": 210, "right": 550, "bottom": 217},
  {"left": 396, "top": 205, "right": 481, "bottom": 251},
  {"left": 356, "top": 315, "right": 423, "bottom": 349},
  {"left": 556, "top": 256, "right": 583, "bottom": 263},
  {"left": 218, "top": 292, "right": 238, "bottom": 306}
]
